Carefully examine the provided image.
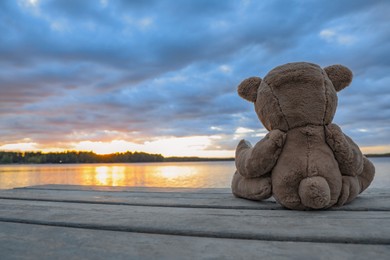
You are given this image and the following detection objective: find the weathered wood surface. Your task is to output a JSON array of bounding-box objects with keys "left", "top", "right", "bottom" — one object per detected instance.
[
  {"left": 0, "top": 185, "right": 389, "bottom": 259},
  {"left": 0, "top": 185, "right": 389, "bottom": 211}
]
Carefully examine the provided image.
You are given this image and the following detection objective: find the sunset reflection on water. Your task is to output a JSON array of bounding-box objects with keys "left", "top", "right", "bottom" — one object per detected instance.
[
  {"left": 89, "top": 164, "right": 209, "bottom": 187},
  {"left": 1, "top": 158, "right": 389, "bottom": 190},
  {"left": 94, "top": 166, "right": 126, "bottom": 186},
  {"left": 0, "top": 162, "right": 235, "bottom": 189}
]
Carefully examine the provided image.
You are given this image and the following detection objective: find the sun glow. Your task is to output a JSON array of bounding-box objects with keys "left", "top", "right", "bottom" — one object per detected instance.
[
  {"left": 71, "top": 136, "right": 233, "bottom": 157},
  {"left": 0, "top": 136, "right": 234, "bottom": 158},
  {"left": 74, "top": 140, "right": 138, "bottom": 155},
  {"left": 0, "top": 142, "right": 38, "bottom": 151},
  {"left": 361, "top": 145, "right": 390, "bottom": 154}
]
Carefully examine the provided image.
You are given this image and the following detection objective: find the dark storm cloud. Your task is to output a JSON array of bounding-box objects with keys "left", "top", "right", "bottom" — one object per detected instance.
[{"left": 0, "top": 0, "right": 389, "bottom": 152}]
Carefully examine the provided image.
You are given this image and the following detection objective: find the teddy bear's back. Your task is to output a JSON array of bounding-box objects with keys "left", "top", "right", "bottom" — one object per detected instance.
[{"left": 271, "top": 125, "right": 342, "bottom": 209}]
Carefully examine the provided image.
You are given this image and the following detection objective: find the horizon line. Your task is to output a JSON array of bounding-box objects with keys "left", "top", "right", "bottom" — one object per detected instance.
[{"left": 0, "top": 150, "right": 389, "bottom": 158}]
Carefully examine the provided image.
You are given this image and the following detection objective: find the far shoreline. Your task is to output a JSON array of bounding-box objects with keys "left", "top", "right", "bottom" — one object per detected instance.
[
  {"left": 0, "top": 150, "right": 235, "bottom": 164},
  {"left": 0, "top": 150, "right": 388, "bottom": 165},
  {"left": 365, "top": 153, "right": 390, "bottom": 158},
  {"left": 0, "top": 158, "right": 236, "bottom": 165}
]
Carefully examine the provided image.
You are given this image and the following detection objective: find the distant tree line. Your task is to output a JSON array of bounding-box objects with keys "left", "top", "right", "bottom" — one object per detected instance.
[
  {"left": 1, "top": 150, "right": 386, "bottom": 164},
  {"left": 0, "top": 151, "right": 235, "bottom": 164},
  {"left": 164, "top": 156, "right": 234, "bottom": 162},
  {"left": 365, "top": 153, "right": 390, "bottom": 158},
  {"left": 0, "top": 151, "right": 164, "bottom": 164}
]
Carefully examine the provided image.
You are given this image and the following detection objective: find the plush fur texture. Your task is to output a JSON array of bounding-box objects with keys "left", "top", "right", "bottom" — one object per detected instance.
[{"left": 231, "top": 62, "right": 375, "bottom": 210}]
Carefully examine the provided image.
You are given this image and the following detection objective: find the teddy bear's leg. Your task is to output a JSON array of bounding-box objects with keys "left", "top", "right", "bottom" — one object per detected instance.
[
  {"left": 358, "top": 156, "right": 375, "bottom": 193},
  {"left": 336, "top": 157, "right": 375, "bottom": 206},
  {"left": 336, "top": 176, "right": 360, "bottom": 206},
  {"left": 325, "top": 124, "right": 364, "bottom": 177},
  {"left": 231, "top": 171, "right": 272, "bottom": 201}
]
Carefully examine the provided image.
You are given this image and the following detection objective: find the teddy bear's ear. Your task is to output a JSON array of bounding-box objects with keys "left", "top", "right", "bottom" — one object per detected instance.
[
  {"left": 237, "top": 77, "right": 262, "bottom": 102},
  {"left": 324, "top": 65, "right": 353, "bottom": 92}
]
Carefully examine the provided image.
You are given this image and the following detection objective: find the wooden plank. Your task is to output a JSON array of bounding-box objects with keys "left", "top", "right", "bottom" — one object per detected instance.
[
  {"left": 17, "top": 184, "right": 232, "bottom": 193},
  {"left": 0, "top": 189, "right": 281, "bottom": 210},
  {"left": 0, "top": 198, "right": 389, "bottom": 244},
  {"left": 1, "top": 187, "right": 389, "bottom": 211},
  {"left": 1, "top": 222, "right": 389, "bottom": 260}
]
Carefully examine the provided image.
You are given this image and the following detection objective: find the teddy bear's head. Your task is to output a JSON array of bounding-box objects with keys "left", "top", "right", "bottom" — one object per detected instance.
[{"left": 238, "top": 62, "right": 353, "bottom": 131}]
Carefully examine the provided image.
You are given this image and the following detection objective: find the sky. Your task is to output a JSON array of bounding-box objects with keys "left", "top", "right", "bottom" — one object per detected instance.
[{"left": 0, "top": 0, "right": 389, "bottom": 157}]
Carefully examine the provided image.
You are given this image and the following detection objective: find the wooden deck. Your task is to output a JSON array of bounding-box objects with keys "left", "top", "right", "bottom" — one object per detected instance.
[{"left": 0, "top": 185, "right": 389, "bottom": 259}]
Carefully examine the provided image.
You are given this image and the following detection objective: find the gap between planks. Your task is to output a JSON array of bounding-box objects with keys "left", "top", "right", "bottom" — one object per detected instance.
[{"left": 1, "top": 217, "right": 389, "bottom": 246}]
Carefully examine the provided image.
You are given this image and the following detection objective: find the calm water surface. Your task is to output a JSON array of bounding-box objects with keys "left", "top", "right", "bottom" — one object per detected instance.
[{"left": 0, "top": 158, "right": 389, "bottom": 190}]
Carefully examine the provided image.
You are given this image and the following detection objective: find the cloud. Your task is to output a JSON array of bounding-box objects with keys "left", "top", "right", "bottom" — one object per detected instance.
[
  {"left": 0, "top": 0, "right": 390, "bottom": 155},
  {"left": 319, "top": 29, "right": 356, "bottom": 45}
]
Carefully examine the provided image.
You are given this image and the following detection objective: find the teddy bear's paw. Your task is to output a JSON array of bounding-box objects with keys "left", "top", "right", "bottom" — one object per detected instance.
[
  {"left": 231, "top": 171, "right": 272, "bottom": 201},
  {"left": 325, "top": 124, "right": 344, "bottom": 149},
  {"left": 298, "top": 176, "right": 331, "bottom": 209},
  {"left": 236, "top": 139, "right": 252, "bottom": 150},
  {"left": 336, "top": 176, "right": 360, "bottom": 207},
  {"left": 267, "top": 129, "right": 286, "bottom": 148}
]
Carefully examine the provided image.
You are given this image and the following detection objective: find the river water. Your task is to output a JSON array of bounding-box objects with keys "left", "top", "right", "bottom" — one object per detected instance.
[{"left": 0, "top": 158, "right": 389, "bottom": 190}]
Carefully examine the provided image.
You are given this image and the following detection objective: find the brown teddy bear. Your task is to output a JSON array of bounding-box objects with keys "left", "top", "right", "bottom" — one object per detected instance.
[{"left": 232, "top": 62, "right": 375, "bottom": 210}]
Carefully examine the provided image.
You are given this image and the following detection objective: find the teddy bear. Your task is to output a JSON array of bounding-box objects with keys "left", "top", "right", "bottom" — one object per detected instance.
[{"left": 231, "top": 62, "right": 375, "bottom": 210}]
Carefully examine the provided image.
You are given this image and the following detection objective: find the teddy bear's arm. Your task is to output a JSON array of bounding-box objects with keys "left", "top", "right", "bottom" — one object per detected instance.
[
  {"left": 235, "top": 129, "right": 286, "bottom": 178},
  {"left": 325, "top": 124, "right": 364, "bottom": 177}
]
